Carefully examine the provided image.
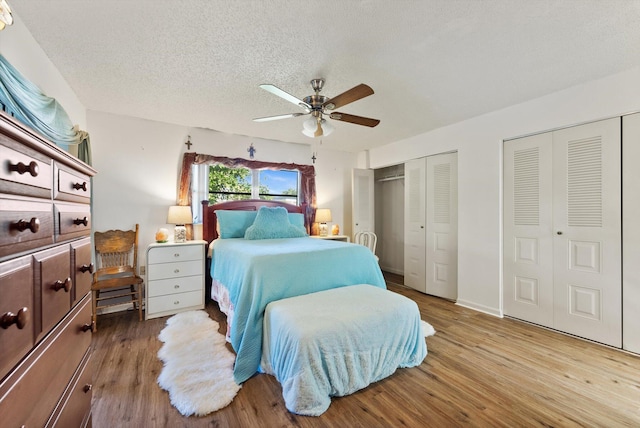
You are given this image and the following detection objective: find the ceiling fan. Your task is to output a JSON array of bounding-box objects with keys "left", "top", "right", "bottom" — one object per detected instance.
[{"left": 253, "top": 78, "right": 380, "bottom": 138}]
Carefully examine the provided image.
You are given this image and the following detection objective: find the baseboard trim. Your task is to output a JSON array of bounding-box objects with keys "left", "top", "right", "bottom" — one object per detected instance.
[{"left": 456, "top": 299, "right": 502, "bottom": 318}]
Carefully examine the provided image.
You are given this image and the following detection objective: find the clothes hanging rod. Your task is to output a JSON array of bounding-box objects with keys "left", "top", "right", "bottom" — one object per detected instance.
[{"left": 376, "top": 175, "right": 405, "bottom": 182}]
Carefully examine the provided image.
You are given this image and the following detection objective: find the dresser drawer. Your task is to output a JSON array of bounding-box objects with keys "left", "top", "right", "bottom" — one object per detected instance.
[
  {"left": 0, "top": 142, "right": 52, "bottom": 199},
  {"left": 0, "top": 255, "right": 34, "bottom": 381},
  {"left": 147, "top": 290, "right": 203, "bottom": 315},
  {"left": 54, "top": 163, "right": 91, "bottom": 203},
  {"left": 0, "top": 294, "right": 92, "bottom": 428},
  {"left": 147, "top": 274, "right": 203, "bottom": 298},
  {"left": 148, "top": 259, "right": 202, "bottom": 281},
  {"left": 34, "top": 245, "right": 72, "bottom": 339},
  {"left": 55, "top": 202, "right": 91, "bottom": 240},
  {"left": 148, "top": 244, "right": 203, "bottom": 264},
  {"left": 46, "top": 348, "right": 92, "bottom": 428},
  {"left": 0, "top": 196, "right": 54, "bottom": 259},
  {"left": 71, "top": 237, "right": 93, "bottom": 306}
]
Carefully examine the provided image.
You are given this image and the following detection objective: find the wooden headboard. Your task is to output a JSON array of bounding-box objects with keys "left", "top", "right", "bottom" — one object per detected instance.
[{"left": 201, "top": 199, "right": 306, "bottom": 243}]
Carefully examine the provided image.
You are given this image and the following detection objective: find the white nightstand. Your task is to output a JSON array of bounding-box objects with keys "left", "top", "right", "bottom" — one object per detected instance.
[
  {"left": 310, "top": 235, "right": 350, "bottom": 242},
  {"left": 145, "top": 240, "right": 206, "bottom": 320}
]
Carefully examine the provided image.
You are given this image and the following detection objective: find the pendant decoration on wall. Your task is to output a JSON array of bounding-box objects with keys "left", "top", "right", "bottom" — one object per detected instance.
[
  {"left": 247, "top": 143, "right": 257, "bottom": 159},
  {"left": 184, "top": 135, "right": 193, "bottom": 151}
]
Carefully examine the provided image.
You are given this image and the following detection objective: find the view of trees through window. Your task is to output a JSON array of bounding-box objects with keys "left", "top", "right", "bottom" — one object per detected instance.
[{"left": 208, "top": 164, "right": 299, "bottom": 205}]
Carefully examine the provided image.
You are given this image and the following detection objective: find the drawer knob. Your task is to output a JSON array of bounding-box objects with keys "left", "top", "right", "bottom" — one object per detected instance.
[
  {"left": 73, "top": 181, "right": 88, "bottom": 191},
  {"left": 9, "top": 160, "right": 39, "bottom": 177},
  {"left": 79, "top": 263, "right": 95, "bottom": 274},
  {"left": 174, "top": 253, "right": 180, "bottom": 257},
  {"left": 174, "top": 284, "right": 180, "bottom": 289},
  {"left": 81, "top": 323, "right": 92, "bottom": 332},
  {"left": 1, "top": 307, "right": 29, "bottom": 329},
  {"left": 12, "top": 217, "right": 40, "bottom": 234},
  {"left": 174, "top": 301, "right": 180, "bottom": 305},
  {"left": 174, "top": 269, "right": 180, "bottom": 273},
  {"left": 83, "top": 384, "right": 92, "bottom": 393},
  {"left": 53, "top": 277, "right": 72, "bottom": 292},
  {"left": 73, "top": 216, "right": 89, "bottom": 226}
]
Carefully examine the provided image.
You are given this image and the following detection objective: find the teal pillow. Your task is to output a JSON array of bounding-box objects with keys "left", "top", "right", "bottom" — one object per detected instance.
[
  {"left": 244, "top": 206, "right": 307, "bottom": 240},
  {"left": 288, "top": 213, "right": 305, "bottom": 228},
  {"left": 215, "top": 210, "right": 257, "bottom": 238}
]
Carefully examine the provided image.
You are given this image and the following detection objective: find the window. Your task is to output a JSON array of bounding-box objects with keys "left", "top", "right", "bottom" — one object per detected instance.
[{"left": 208, "top": 164, "right": 299, "bottom": 205}]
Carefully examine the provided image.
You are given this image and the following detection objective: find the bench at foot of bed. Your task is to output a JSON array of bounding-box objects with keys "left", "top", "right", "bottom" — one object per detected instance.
[{"left": 260, "top": 284, "right": 428, "bottom": 416}]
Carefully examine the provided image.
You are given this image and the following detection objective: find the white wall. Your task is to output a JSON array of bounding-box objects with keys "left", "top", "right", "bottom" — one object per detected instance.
[
  {"left": 88, "top": 110, "right": 353, "bottom": 265},
  {"left": 0, "top": 12, "right": 86, "bottom": 129},
  {"left": 368, "top": 66, "right": 640, "bottom": 316},
  {"left": 313, "top": 149, "right": 358, "bottom": 238}
]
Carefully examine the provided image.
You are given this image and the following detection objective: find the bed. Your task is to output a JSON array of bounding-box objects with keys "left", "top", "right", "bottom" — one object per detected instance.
[{"left": 202, "top": 199, "right": 387, "bottom": 384}]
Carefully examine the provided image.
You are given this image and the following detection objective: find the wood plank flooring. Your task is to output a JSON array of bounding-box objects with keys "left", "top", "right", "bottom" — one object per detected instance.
[{"left": 91, "top": 274, "right": 640, "bottom": 427}]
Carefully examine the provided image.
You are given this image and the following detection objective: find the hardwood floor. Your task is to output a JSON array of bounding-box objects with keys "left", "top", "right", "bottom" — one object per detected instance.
[{"left": 91, "top": 274, "right": 640, "bottom": 427}]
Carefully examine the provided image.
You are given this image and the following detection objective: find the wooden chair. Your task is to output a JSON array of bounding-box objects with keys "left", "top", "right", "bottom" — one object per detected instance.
[
  {"left": 91, "top": 224, "right": 143, "bottom": 332},
  {"left": 354, "top": 231, "right": 379, "bottom": 262}
]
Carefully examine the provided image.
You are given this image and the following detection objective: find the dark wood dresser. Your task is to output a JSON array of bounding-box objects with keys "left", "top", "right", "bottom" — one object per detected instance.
[{"left": 0, "top": 111, "right": 97, "bottom": 427}]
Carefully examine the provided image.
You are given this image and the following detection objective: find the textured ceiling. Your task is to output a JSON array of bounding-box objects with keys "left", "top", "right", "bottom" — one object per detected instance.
[{"left": 13, "top": 0, "right": 640, "bottom": 153}]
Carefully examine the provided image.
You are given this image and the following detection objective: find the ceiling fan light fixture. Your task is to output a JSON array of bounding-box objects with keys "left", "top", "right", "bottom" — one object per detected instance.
[
  {"left": 303, "top": 117, "right": 317, "bottom": 132},
  {"left": 302, "top": 118, "right": 334, "bottom": 138}
]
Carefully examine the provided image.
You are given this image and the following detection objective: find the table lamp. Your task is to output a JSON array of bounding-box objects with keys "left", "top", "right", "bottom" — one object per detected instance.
[
  {"left": 315, "top": 208, "right": 332, "bottom": 237},
  {"left": 167, "top": 205, "right": 192, "bottom": 243}
]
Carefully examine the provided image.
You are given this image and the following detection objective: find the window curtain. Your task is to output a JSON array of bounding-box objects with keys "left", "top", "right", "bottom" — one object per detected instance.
[
  {"left": 178, "top": 152, "right": 317, "bottom": 235},
  {"left": 0, "top": 54, "right": 92, "bottom": 165}
]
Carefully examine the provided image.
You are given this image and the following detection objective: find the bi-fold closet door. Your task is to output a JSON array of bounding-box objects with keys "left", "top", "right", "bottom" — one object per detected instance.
[
  {"left": 503, "top": 118, "right": 621, "bottom": 347},
  {"left": 404, "top": 152, "right": 458, "bottom": 299}
]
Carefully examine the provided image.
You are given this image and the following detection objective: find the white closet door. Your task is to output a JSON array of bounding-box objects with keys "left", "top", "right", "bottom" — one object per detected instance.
[
  {"left": 352, "top": 168, "right": 375, "bottom": 234},
  {"left": 404, "top": 158, "right": 426, "bottom": 292},
  {"left": 622, "top": 113, "right": 640, "bottom": 353},
  {"left": 552, "top": 118, "right": 621, "bottom": 347},
  {"left": 503, "top": 132, "right": 554, "bottom": 327},
  {"left": 426, "top": 152, "right": 458, "bottom": 299}
]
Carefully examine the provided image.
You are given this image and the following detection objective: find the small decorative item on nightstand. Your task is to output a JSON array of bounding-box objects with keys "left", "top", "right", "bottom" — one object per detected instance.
[
  {"left": 155, "top": 227, "right": 169, "bottom": 243},
  {"left": 315, "top": 208, "right": 332, "bottom": 237},
  {"left": 331, "top": 224, "right": 340, "bottom": 235},
  {"left": 167, "top": 205, "right": 192, "bottom": 243}
]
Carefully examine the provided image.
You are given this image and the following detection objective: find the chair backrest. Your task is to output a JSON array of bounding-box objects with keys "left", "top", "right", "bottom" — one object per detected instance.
[
  {"left": 354, "top": 231, "right": 377, "bottom": 255},
  {"left": 94, "top": 224, "right": 140, "bottom": 278}
]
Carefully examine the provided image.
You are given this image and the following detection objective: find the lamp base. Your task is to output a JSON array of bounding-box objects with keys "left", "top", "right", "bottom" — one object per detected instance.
[
  {"left": 174, "top": 225, "right": 187, "bottom": 243},
  {"left": 319, "top": 223, "right": 329, "bottom": 237}
]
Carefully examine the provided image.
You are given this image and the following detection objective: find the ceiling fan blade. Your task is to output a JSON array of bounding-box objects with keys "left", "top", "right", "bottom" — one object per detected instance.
[
  {"left": 259, "top": 84, "right": 312, "bottom": 110},
  {"left": 314, "top": 121, "right": 323, "bottom": 137},
  {"left": 253, "top": 113, "right": 306, "bottom": 122},
  {"left": 329, "top": 112, "right": 380, "bottom": 127},
  {"left": 322, "top": 84, "right": 374, "bottom": 110}
]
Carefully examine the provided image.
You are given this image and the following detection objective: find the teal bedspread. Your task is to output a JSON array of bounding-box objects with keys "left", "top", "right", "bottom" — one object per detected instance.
[{"left": 209, "top": 237, "right": 386, "bottom": 384}]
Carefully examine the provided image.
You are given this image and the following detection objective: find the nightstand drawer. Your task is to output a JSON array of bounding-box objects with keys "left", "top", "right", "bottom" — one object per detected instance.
[
  {"left": 147, "top": 290, "right": 203, "bottom": 314},
  {"left": 147, "top": 245, "right": 203, "bottom": 264},
  {"left": 147, "top": 275, "right": 202, "bottom": 298},
  {"left": 147, "top": 260, "right": 202, "bottom": 281}
]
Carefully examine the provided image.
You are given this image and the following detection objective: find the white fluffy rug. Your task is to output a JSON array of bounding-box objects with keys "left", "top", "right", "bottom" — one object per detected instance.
[
  {"left": 157, "top": 310, "right": 241, "bottom": 417},
  {"left": 421, "top": 320, "right": 436, "bottom": 338}
]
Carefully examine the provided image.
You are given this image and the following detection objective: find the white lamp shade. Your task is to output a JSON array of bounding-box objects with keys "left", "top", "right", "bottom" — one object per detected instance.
[
  {"left": 167, "top": 205, "right": 192, "bottom": 225},
  {"left": 302, "top": 118, "right": 334, "bottom": 138},
  {"left": 303, "top": 117, "right": 317, "bottom": 132},
  {"left": 315, "top": 208, "right": 332, "bottom": 223}
]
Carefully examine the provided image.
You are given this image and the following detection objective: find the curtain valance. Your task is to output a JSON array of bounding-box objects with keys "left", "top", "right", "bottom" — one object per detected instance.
[{"left": 178, "top": 153, "right": 317, "bottom": 233}]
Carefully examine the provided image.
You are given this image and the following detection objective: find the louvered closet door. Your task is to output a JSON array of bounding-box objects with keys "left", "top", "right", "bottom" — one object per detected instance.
[
  {"left": 404, "top": 158, "right": 426, "bottom": 292},
  {"left": 504, "top": 132, "right": 554, "bottom": 327},
  {"left": 504, "top": 118, "right": 621, "bottom": 346},
  {"left": 552, "top": 118, "right": 621, "bottom": 347},
  {"left": 426, "top": 152, "right": 458, "bottom": 299}
]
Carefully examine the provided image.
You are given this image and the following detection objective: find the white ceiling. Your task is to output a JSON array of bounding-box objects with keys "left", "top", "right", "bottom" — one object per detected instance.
[{"left": 13, "top": 1, "right": 640, "bottom": 153}]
